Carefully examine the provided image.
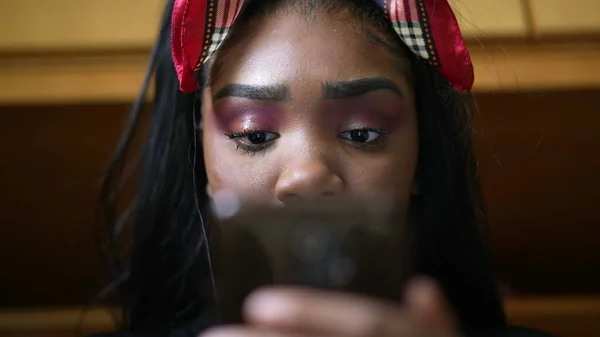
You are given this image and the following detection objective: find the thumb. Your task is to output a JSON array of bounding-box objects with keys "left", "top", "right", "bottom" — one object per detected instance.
[{"left": 404, "top": 277, "right": 458, "bottom": 334}]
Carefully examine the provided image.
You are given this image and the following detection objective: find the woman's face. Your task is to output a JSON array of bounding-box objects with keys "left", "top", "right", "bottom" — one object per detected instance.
[{"left": 202, "top": 9, "right": 418, "bottom": 212}]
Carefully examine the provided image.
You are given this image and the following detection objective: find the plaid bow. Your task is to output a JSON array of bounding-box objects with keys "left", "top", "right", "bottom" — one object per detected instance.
[{"left": 172, "top": 0, "right": 473, "bottom": 92}]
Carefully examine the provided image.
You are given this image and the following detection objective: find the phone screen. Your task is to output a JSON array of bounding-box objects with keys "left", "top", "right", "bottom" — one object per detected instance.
[{"left": 212, "top": 200, "right": 410, "bottom": 324}]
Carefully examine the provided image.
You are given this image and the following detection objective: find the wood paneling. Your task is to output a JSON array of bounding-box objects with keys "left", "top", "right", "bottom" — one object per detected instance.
[
  {"left": 470, "top": 44, "right": 600, "bottom": 92},
  {"left": 0, "top": 90, "right": 598, "bottom": 307},
  {"left": 3, "top": 45, "right": 600, "bottom": 106},
  {"left": 449, "top": 0, "right": 528, "bottom": 39},
  {"left": 0, "top": 0, "right": 163, "bottom": 51},
  {"left": 473, "top": 90, "right": 600, "bottom": 293},
  {"left": 0, "top": 0, "right": 530, "bottom": 51},
  {"left": 4, "top": 0, "right": 600, "bottom": 52},
  {"left": 0, "top": 307, "right": 118, "bottom": 337},
  {"left": 0, "top": 53, "right": 151, "bottom": 105},
  {"left": 0, "top": 0, "right": 599, "bottom": 105},
  {"left": 1, "top": 298, "right": 600, "bottom": 337},
  {"left": 530, "top": 0, "right": 600, "bottom": 36},
  {"left": 0, "top": 103, "right": 148, "bottom": 306},
  {"left": 506, "top": 297, "right": 600, "bottom": 337}
]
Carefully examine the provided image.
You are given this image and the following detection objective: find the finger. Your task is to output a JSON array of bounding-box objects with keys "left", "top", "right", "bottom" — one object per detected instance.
[
  {"left": 243, "top": 287, "right": 416, "bottom": 337},
  {"left": 404, "top": 277, "right": 458, "bottom": 334},
  {"left": 201, "top": 326, "right": 316, "bottom": 337}
]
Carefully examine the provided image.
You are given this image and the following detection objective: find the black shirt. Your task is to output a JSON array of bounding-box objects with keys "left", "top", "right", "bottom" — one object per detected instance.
[{"left": 90, "top": 318, "right": 558, "bottom": 337}]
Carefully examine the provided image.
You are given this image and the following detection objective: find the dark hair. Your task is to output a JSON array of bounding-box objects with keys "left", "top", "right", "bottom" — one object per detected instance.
[{"left": 99, "top": 0, "right": 506, "bottom": 335}]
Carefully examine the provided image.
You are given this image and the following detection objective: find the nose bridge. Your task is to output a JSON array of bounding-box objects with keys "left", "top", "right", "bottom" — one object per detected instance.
[{"left": 275, "top": 143, "right": 344, "bottom": 203}]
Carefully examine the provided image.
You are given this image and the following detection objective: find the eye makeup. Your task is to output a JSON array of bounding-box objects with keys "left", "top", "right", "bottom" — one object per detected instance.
[
  {"left": 324, "top": 91, "right": 406, "bottom": 132},
  {"left": 210, "top": 84, "right": 407, "bottom": 156},
  {"left": 213, "top": 99, "right": 285, "bottom": 134}
]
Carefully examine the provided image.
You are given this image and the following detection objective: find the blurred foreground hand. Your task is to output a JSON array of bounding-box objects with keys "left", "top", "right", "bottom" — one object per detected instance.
[{"left": 202, "top": 277, "right": 458, "bottom": 337}]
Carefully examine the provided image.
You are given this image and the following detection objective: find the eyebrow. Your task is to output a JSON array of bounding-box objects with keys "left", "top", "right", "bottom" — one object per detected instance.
[
  {"left": 213, "top": 84, "right": 291, "bottom": 101},
  {"left": 322, "top": 77, "right": 403, "bottom": 99}
]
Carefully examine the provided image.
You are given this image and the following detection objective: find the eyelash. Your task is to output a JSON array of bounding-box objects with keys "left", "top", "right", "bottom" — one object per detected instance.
[
  {"left": 224, "top": 127, "right": 390, "bottom": 154},
  {"left": 340, "top": 127, "right": 390, "bottom": 150},
  {"left": 225, "top": 129, "right": 280, "bottom": 154}
]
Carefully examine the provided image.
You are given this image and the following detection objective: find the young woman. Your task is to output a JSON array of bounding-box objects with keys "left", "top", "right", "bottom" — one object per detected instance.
[{"left": 98, "top": 0, "right": 554, "bottom": 336}]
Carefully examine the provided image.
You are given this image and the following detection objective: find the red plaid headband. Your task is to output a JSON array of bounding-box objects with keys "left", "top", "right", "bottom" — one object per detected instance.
[{"left": 172, "top": 0, "right": 474, "bottom": 92}]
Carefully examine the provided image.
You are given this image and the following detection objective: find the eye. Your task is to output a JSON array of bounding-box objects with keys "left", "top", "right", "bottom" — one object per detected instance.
[
  {"left": 340, "top": 128, "right": 387, "bottom": 144},
  {"left": 237, "top": 131, "right": 278, "bottom": 145},
  {"left": 225, "top": 130, "right": 280, "bottom": 153}
]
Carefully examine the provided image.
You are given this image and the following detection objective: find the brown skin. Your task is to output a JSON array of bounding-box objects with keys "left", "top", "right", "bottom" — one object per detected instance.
[
  {"left": 203, "top": 9, "right": 417, "bottom": 206},
  {"left": 201, "top": 9, "right": 458, "bottom": 337}
]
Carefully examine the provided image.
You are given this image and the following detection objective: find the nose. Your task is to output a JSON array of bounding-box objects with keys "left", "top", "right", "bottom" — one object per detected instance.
[{"left": 275, "top": 159, "right": 344, "bottom": 204}]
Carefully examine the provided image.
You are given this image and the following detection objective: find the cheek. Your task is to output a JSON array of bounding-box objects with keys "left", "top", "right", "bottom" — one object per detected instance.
[
  {"left": 344, "top": 128, "right": 418, "bottom": 209},
  {"left": 342, "top": 91, "right": 419, "bottom": 208},
  {"left": 202, "top": 111, "right": 279, "bottom": 201},
  {"left": 346, "top": 153, "right": 416, "bottom": 204}
]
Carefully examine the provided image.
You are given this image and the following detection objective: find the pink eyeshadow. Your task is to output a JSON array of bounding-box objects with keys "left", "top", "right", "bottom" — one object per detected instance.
[
  {"left": 213, "top": 100, "right": 284, "bottom": 132},
  {"left": 325, "top": 93, "right": 405, "bottom": 130}
]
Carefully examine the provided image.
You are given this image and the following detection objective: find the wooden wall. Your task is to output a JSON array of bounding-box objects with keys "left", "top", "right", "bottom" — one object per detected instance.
[
  {"left": 0, "top": 104, "right": 127, "bottom": 306},
  {"left": 473, "top": 90, "right": 600, "bottom": 294},
  {"left": 0, "top": 89, "right": 598, "bottom": 307}
]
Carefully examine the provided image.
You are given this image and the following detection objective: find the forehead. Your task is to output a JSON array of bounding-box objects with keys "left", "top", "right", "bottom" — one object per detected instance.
[{"left": 211, "top": 10, "right": 408, "bottom": 89}]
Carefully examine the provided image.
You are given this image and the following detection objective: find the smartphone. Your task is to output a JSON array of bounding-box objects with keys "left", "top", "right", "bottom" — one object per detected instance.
[{"left": 212, "top": 199, "right": 410, "bottom": 324}]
